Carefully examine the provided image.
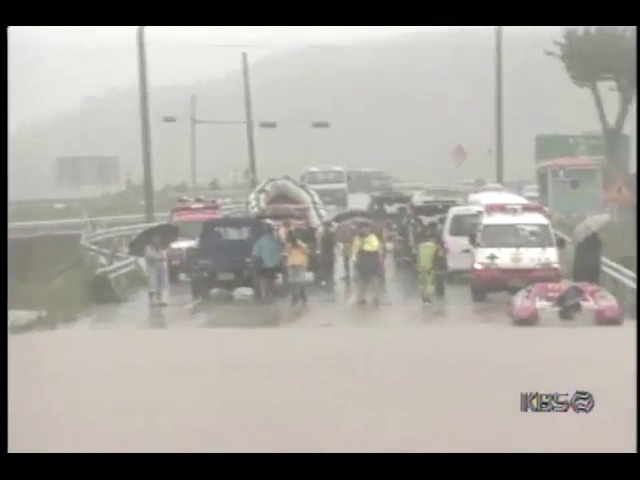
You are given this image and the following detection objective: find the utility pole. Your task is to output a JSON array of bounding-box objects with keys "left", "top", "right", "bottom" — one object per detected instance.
[
  {"left": 136, "top": 26, "right": 155, "bottom": 222},
  {"left": 189, "top": 94, "right": 198, "bottom": 189},
  {"left": 241, "top": 52, "right": 259, "bottom": 189},
  {"left": 495, "top": 25, "right": 504, "bottom": 184}
]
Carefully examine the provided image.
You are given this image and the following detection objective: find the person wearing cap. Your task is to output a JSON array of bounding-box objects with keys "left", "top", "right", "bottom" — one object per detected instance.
[
  {"left": 351, "top": 221, "right": 384, "bottom": 305},
  {"left": 252, "top": 220, "right": 283, "bottom": 301}
]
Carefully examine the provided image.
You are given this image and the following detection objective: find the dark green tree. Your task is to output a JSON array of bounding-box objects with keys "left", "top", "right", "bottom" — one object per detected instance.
[{"left": 546, "top": 26, "right": 636, "bottom": 176}]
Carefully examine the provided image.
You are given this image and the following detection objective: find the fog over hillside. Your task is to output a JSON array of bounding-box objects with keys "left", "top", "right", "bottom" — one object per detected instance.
[{"left": 9, "top": 27, "right": 636, "bottom": 200}]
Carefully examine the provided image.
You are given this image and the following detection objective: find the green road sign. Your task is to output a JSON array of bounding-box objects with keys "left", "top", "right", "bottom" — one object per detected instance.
[{"left": 535, "top": 134, "right": 630, "bottom": 164}]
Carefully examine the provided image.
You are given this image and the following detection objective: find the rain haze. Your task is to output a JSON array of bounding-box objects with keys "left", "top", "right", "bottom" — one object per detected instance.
[
  {"left": 9, "top": 26, "right": 636, "bottom": 199},
  {"left": 8, "top": 26, "right": 636, "bottom": 453}
]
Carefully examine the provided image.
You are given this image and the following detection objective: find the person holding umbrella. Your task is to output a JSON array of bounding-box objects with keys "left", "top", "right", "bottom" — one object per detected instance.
[
  {"left": 129, "top": 223, "right": 179, "bottom": 307},
  {"left": 145, "top": 233, "right": 169, "bottom": 306},
  {"left": 572, "top": 213, "right": 609, "bottom": 285}
]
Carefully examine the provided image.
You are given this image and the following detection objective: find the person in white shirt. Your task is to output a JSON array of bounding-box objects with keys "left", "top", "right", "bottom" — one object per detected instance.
[{"left": 144, "top": 234, "right": 168, "bottom": 306}]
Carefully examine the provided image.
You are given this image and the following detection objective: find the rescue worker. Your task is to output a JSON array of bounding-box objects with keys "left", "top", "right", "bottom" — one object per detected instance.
[
  {"left": 317, "top": 221, "right": 336, "bottom": 295},
  {"left": 416, "top": 229, "right": 447, "bottom": 305},
  {"left": 284, "top": 231, "right": 310, "bottom": 307},
  {"left": 351, "top": 221, "right": 384, "bottom": 306},
  {"left": 371, "top": 211, "right": 389, "bottom": 300}
]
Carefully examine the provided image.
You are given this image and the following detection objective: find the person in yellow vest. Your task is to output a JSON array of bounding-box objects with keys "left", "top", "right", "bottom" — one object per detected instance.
[
  {"left": 416, "top": 228, "right": 447, "bottom": 305},
  {"left": 351, "top": 221, "right": 384, "bottom": 306},
  {"left": 284, "top": 230, "right": 311, "bottom": 306}
]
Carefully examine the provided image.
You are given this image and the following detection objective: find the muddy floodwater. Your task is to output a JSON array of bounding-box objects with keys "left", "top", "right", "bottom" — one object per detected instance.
[{"left": 9, "top": 322, "right": 636, "bottom": 452}]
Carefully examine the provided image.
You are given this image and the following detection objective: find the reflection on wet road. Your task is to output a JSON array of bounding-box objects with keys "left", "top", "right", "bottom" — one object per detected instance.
[{"left": 57, "top": 272, "right": 515, "bottom": 331}]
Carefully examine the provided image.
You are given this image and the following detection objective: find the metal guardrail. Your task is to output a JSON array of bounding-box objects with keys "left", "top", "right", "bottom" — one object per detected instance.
[
  {"left": 8, "top": 213, "right": 171, "bottom": 238},
  {"left": 552, "top": 230, "right": 637, "bottom": 285},
  {"left": 8, "top": 190, "right": 249, "bottom": 238},
  {"left": 553, "top": 229, "right": 636, "bottom": 318}
]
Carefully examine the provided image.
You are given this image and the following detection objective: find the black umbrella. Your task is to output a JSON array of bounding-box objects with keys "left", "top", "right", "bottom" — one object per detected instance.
[
  {"left": 331, "top": 209, "right": 372, "bottom": 224},
  {"left": 128, "top": 223, "right": 179, "bottom": 257}
]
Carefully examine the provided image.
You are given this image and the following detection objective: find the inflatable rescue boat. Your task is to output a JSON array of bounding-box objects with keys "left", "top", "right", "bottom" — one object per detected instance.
[{"left": 247, "top": 176, "right": 328, "bottom": 229}]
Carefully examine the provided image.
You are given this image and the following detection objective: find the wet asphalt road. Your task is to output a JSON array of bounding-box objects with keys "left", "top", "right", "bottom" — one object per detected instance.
[
  {"left": 9, "top": 275, "right": 636, "bottom": 452},
  {"left": 57, "top": 271, "right": 512, "bottom": 331},
  {"left": 8, "top": 195, "right": 637, "bottom": 452}
]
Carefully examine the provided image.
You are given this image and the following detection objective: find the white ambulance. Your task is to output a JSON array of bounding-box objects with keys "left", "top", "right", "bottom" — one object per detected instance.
[
  {"left": 468, "top": 202, "right": 566, "bottom": 302},
  {"left": 442, "top": 191, "right": 530, "bottom": 275}
]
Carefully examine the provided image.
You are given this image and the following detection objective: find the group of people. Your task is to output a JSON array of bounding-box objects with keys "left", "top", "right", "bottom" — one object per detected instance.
[
  {"left": 251, "top": 218, "right": 389, "bottom": 307},
  {"left": 251, "top": 220, "right": 312, "bottom": 306},
  {"left": 142, "top": 208, "right": 452, "bottom": 308},
  {"left": 251, "top": 210, "right": 450, "bottom": 307}
]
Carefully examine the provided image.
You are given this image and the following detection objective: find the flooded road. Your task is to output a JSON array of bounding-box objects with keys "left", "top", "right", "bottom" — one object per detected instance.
[{"left": 8, "top": 277, "right": 636, "bottom": 452}]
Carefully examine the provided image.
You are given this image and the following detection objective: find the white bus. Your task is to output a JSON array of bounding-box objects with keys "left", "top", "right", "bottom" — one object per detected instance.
[{"left": 300, "top": 166, "right": 349, "bottom": 207}]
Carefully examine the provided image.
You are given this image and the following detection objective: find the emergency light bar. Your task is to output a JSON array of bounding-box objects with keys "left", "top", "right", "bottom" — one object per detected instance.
[
  {"left": 484, "top": 203, "right": 547, "bottom": 215},
  {"left": 172, "top": 201, "right": 220, "bottom": 213}
]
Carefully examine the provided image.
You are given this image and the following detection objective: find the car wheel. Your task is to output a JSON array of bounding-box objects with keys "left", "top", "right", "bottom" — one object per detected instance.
[{"left": 471, "top": 287, "right": 487, "bottom": 302}]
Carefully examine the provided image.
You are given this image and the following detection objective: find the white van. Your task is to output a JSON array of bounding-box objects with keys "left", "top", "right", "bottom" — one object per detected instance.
[
  {"left": 443, "top": 191, "right": 528, "bottom": 274},
  {"left": 442, "top": 204, "right": 484, "bottom": 274},
  {"left": 468, "top": 203, "right": 566, "bottom": 302}
]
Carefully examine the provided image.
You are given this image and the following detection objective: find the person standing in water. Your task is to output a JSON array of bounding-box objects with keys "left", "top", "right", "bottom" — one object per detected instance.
[
  {"left": 351, "top": 221, "right": 384, "bottom": 306},
  {"left": 284, "top": 230, "right": 310, "bottom": 307},
  {"left": 145, "top": 233, "right": 169, "bottom": 306},
  {"left": 317, "top": 221, "right": 336, "bottom": 295},
  {"left": 416, "top": 229, "right": 447, "bottom": 305},
  {"left": 252, "top": 221, "right": 283, "bottom": 301}
]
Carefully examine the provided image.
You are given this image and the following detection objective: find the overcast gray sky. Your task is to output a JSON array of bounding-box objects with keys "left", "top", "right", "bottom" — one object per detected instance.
[
  {"left": 9, "top": 26, "right": 461, "bottom": 133},
  {"left": 8, "top": 26, "right": 635, "bottom": 200}
]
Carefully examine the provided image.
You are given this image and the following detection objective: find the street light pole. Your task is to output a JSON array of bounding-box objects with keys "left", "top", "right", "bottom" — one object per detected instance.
[
  {"left": 495, "top": 25, "right": 504, "bottom": 184},
  {"left": 189, "top": 94, "right": 198, "bottom": 189},
  {"left": 241, "top": 52, "right": 259, "bottom": 189},
  {"left": 136, "top": 26, "right": 155, "bottom": 222}
]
